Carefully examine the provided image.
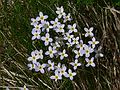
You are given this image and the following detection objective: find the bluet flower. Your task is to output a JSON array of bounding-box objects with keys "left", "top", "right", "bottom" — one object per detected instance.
[
  {"left": 84, "top": 27, "right": 94, "bottom": 37},
  {"left": 45, "top": 46, "right": 57, "bottom": 58},
  {"left": 85, "top": 57, "right": 95, "bottom": 67},
  {"left": 56, "top": 6, "right": 65, "bottom": 18},
  {"left": 59, "top": 49, "right": 68, "bottom": 60},
  {"left": 68, "top": 23, "right": 77, "bottom": 33},
  {"left": 36, "top": 12, "right": 48, "bottom": 21},
  {"left": 32, "top": 31, "right": 40, "bottom": 40},
  {"left": 66, "top": 69, "right": 76, "bottom": 80},
  {"left": 70, "top": 59, "right": 81, "bottom": 70},
  {"left": 88, "top": 37, "right": 99, "bottom": 48},
  {"left": 50, "top": 70, "right": 62, "bottom": 81},
  {"left": 41, "top": 33, "right": 53, "bottom": 46},
  {"left": 47, "top": 60, "right": 55, "bottom": 71}
]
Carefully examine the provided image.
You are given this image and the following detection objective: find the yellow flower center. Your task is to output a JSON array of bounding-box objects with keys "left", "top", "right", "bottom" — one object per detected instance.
[{"left": 40, "top": 16, "right": 44, "bottom": 20}]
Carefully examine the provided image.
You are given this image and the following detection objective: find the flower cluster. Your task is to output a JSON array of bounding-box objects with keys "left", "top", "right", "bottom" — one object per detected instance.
[{"left": 28, "top": 6, "right": 102, "bottom": 81}]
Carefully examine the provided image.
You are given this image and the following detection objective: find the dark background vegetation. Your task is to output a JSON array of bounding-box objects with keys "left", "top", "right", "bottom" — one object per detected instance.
[{"left": 0, "top": 0, "right": 120, "bottom": 90}]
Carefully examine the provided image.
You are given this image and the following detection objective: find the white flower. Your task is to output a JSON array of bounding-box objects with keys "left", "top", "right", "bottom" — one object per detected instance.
[
  {"left": 32, "top": 24, "right": 42, "bottom": 33},
  {"left": 68, "top": 23, "right": 77, "bottom": 33},
  {"left": 55, "top": 24, "right": 65, "bottom": 33},
  {"left": 65, "top": 69, "right": 76, "bottom": 80},
  {"left": 70, "top": 59, "right": 81, "bottom": 70},
  {"left": 64, "top": 33, "right": 74, "bottom": 42},
  {"left": 35, "top": 62, "right": 46, "bottom": 73},
  {"left": 41, "top": 33, "right": 53, "bottom": 46},
  {"left": 59, "top": 49, "right": 68, "bottom": 60},
  {"left": 32, "top": 31, "right": 40, "bottom": 40},
  {"left": 50, "top": 18, "right": 60, "bottom": 28},
  {"left": 31, "top": 18, "right": 38, "bottom": 26},
  {"left": 47, "top": 60, "right": 54, "bottom": 71},
  {"left": 50, "top": 70, "right": 62, "bottom": 81},
  {"left": 27, "top": 51, "right": 39, "bottom": 63},
  {"left": 41, "top": 21, "right": 53, "bottom": 32},
  {"left": 76, "top": 40, "right": 85, "bottom": 50},
  {"left": 35, "top": 50, "right": 43, "bottom": 59},
  {"left": 66, "top": 42, "right": 73, "bottom": 47},
  {"left": 85, "top": 57, "right": 95, "bottom": 67},
  {"left": 45, "top": 46, "right": 57, "bottom": 58},
  {"left": 84, "top": 45, "right": 94, "bottom": 57},
  {"left": 20, "top": 85, "right": 29, "bottom": 90},
  {"left": 51, "top": 42, "right": 60, "bottom": 49},
  {"left": 27, "top": 63, "right": 35, "bottom": 70},
  {"left": 72, "top": 37, "right": 79, "bottom": 45},
  {"left": 56, "top": 6, "right": 65, "bottom": 18},
  {"left": 59, "top": 65, "right": 68, "bottom": 77},
  {"left": 73, "top": 49, "right": 85, "bottom": 58},
  {"left": 84, "top": 27, "right": 94, "bottom": 37},
  {"left": 63, "top": 13, "right": 71, "bottom": 22},
  {"left": 36, "top": 12, "right": 48, "bottom": 21},
  {"left": 88, "top": 37, "right": 99, "bottom": 48}
]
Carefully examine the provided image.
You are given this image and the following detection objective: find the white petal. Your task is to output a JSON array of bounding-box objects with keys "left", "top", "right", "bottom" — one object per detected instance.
[
  {"left": 32, "top": 36, "right": 36, "bottom": 40},
  {"left": 45, "top": 51, "right": 49, "bottom": 55},
  {"left": 50, "top": 54, "right": 54, "bottom": 58},
  {"left": 91, "top": 63, "right": 95, "bottom": 67},
  {"left": 45, "top": 41, "right": 49, "bottom": 46},
  {"left": 72, "top": 72, "right": 76, "bottom": 76},
  {"left": 41, "top": 37, "right": 45, "bottom": 41},
  {"left": 50, "top": 76, "right": 55, "bottom": 79},
  {"left": 84, "top": 28, "right": 88, "bottom": 32},
  {"left": 40, "top": 69, "right": 45, "bottom": 73},
  {"left": 85, "top": 58, "right": 89, "bottom": 62},
  {"left": 60, "top": 56, "right": 64, "bottom": 60},
  {"left": 89, "top": 27, "right": 93, "bottom": 31},
  {"left": 70, "top": 77, "right": 73, "bottom": 80}
]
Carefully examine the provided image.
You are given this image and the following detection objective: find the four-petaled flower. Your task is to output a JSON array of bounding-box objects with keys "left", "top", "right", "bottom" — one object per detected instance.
[
  {"left": 88, "top": 37, "right": 99, "bottom": 48},
  {"left": 36, "top": 12, "right": 48, "bottom": 21},
  {"left": 68, "top": 23, "right": 77, "bottom": 33},
  {"left": 76, "top": 40, "right": 85, "bottom": 50},
  {"left": 41, "top": 21, "right": 53, "bottom": 32},
  {"left": 59, "top": 65, "right": 68, "bottom": 77},
  {"left": 70, "top": 59, "right": 81, "bottom": 70},
  {"left": 73, "top": 49, "right": 85, "bottom": 58},
  {"left": 50, "top": 70, "right": 62, "bottom": 81},
  {"left": 47, "top": 60, "right": 55, "bottom": 71},
  {"left": 65, "top": 69, "right": 76, "bottom": 80},
  {"left": 35, "top": 50, "right": 43, "bottom": 59},
  {"left": 45, "top": 46, "right": 57, "bottom": 58},
  {"left": 63, "top": 13, "right": 71, "bottom": 23},
  {"left": 84, "top": 27, "right": 94, "bottom": 37},
  {"left": 72, "top": 37, "right": 79, "bottom": 45},
  {"left": 27, "top": 51, "right": 39, "bottom": 63},
  {"left": 84, "top": 45, "right": 94, "bottom": 57},
  {"left": 32, "top": 24, "right": 41, "bottom": 33},
  {"left": 59, "top": 49, "right": 68, "bottom": 60},
  {"left": 31, "top": 18, "right": 38, "bottom": 26},
  {"left": 32, "top": 31, "right": 40, "bottom": 40},
  {"left": 56, "top": 6, "right": 65, "bottom": 18},
  {"left": 35, "top": 62, "right": 47, "bottom": 73},
  {"left": 50, "top": 18, "right": 60, "bottom": 28},
  {"left": 56, "top": 24, "right": 65, "bottom": 33},
  {"left": 41, "top": 33, "right": 53, "bottom": 46},
  {"left": 85, "top": 57, "right": 95, "bottom": 67},
  {"left": 64, "top": 33, "right": 74, "bottom": 42}
]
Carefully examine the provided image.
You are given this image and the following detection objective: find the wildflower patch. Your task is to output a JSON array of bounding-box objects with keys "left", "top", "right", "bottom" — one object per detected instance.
[{"left": 28, "top": 6, "right": 102, "bottom": 81}]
